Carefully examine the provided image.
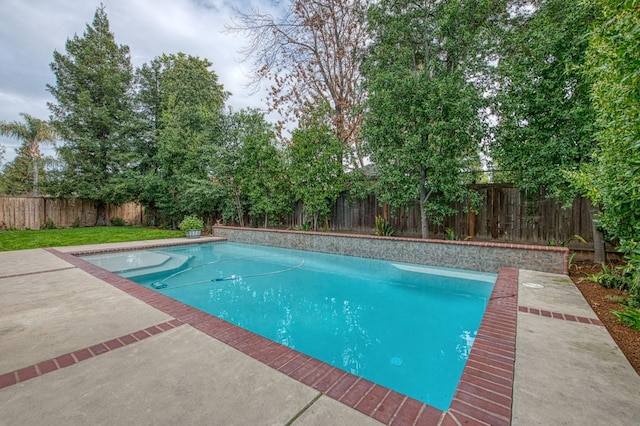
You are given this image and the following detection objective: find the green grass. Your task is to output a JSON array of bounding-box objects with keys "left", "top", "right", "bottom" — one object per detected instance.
[{"left": 0, "top": 226, "right": 184, "bottom": 251}]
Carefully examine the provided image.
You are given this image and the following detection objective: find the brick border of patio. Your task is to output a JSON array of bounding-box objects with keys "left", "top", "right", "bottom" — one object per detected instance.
[
  {"left": 519, "top": 306, "right": 603, "bottom": 326},
  {"left": 0, "top": 320, "right": 184, "bottom": 389},
  {"left": 43, "top": 247, "right": 518, "bottom": 426}
]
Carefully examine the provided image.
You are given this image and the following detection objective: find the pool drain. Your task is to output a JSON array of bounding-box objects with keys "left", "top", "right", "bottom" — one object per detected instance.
[{"left": 390, "top": 357, "right": 403, "bottom": 366}]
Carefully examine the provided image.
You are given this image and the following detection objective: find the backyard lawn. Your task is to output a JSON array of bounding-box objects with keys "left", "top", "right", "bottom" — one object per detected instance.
[{"left": 0, "top": 226, "right": 183, "bottom": 251}]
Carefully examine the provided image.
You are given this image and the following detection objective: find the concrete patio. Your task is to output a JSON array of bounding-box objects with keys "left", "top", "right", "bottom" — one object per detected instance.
[{"left": 1, "top": 239, "right": 639, "bottom": 425}]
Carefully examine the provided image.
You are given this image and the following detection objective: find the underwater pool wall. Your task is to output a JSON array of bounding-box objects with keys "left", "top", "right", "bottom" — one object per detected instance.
[{"left": 213, "top": 226, "right": 568, "bottom": 274}]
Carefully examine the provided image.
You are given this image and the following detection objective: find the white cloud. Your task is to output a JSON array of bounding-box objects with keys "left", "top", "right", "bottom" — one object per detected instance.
[{"left": 0, "top": 0, "right": 270, "bottom": 163}]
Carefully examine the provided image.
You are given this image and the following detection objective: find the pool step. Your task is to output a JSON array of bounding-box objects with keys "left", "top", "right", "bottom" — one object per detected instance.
[{"left": 81, "top": 251, "right": 191, "bottom": 279}]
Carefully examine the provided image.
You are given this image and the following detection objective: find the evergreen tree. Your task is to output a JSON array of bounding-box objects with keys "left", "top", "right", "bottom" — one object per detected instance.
[
  {"left": 133, "top": 53, "right": 228, "bottom": 225},
  {"left": 47, "top": 5, "right": 135, "bottom": 224}
]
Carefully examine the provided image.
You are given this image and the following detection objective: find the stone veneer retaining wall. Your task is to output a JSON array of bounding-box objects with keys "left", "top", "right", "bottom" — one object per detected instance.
[{"left": 213, "top": 226, "right": 568, "bottom": 274}]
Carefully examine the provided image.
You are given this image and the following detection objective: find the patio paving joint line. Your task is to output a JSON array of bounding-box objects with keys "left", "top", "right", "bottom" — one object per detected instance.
[
  {"left": 0, "top": 266, "right": 77, "bottom": 279},
  {"left": 518, "top": 305, "right": 603, "bottom": 326},
  {"left": 0, "top": 320, "right": 184, "bottom": 390},
  {"left": 284, "top": 392, "right": 322, "bottom": 426}
]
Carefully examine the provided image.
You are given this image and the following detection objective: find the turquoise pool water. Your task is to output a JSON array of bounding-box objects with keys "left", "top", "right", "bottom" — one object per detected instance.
[{"left": 84, "top": 242, "right": 496, "bottom": 410}]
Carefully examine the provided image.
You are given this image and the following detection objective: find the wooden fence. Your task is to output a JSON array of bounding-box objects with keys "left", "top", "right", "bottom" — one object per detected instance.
[
  {"left": 324, "top": 184, "right": 595, "bottom": 248},
  {"left": 0, "top": 197, "right": 145, "bottom": 230},
  {"left": 1, "top": 185, "right": 596, "bottom": 250}
]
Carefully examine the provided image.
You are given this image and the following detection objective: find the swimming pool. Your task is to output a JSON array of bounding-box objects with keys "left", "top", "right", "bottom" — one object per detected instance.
[{"left": 82, "top": 242, "right": 496, "bottom": 410}]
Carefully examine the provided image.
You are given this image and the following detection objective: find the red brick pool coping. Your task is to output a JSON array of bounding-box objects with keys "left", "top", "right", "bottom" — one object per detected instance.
[{"left": 4, "top": 247, "right": 520, "bottom": 425}]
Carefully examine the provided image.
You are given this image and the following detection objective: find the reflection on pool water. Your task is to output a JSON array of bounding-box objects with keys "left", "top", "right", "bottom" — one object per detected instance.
[{"left": 83, "top": 242, "right": 496, "bottom": 410}]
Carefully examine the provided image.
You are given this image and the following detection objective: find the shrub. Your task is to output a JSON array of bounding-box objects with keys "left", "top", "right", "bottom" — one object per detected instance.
[
  {"left": 178, "top": 215, "right": 204, "bottom": 233},
  {"left": 445, "top": 227, "right": 457, "bottom": 240},
  {"left": 604, "top": 294, "right": 628, "bottom": 304},
  {"left": 293, "top": 222, "right": 312, "bottom": 232},
  {"left": 547, "top": 234, "right": 587, "bottom": 247},
  {"left": 42, "top": 218, "right": 57, "bottom": 230},
  {"left": 619, "top": 241, "right": 640, "bottom": 308},
  {"left": 374, "top": 216, "right": 394, "bottom": 236},
  {"left": 586, "top": 264, "right": 633, "bottom": 290},
  {"left": 612, "top": 307, "right": 640, "bottom": 332},
  {"left": 110, "top": 216, "right": 126, "bottom": 226}
]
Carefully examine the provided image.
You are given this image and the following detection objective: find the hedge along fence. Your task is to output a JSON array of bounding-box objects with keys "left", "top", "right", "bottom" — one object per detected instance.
[
  {"left": 0, "top": 197, "right": 145, "bottom": 230},
  {"left": 213, "top": 226, "right": 569, "bottom": 274}
]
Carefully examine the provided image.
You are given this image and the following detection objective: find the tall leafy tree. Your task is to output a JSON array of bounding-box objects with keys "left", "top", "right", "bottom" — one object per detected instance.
[
  {"left": 128, "top": 59, "right": 163, "bottom": 223},
  {"left": 287, "top": 108, "right": 345, "bottom": 231},
  {"left": 574, "top": 0, "right": 640, "bottom": 271},
  {"left": 134, "top": 53, "right": 228, "bottom": 224},
  {"left": 0, "top": 113, "right": 56, "bottom": 195},
  {"left": 235, "top": 111, "right": 292, "bottom": 228},
  {"left": 208, "top": 110, "right": 247, "bottom": 225},
  {"left": 490, "top": 0, "right": 599, "bottom": 200},
  {"left": 230, "top": 0, "right": 369, "bottom": 168},
  {"left": 47, "top": 5, "right": 134, "bottom": 224},
  {"left": 362, "top": 0, "right": 496, "bottom": 238},
  {"left": 211, "top": 109, "right": 291, "bottom": 227}
]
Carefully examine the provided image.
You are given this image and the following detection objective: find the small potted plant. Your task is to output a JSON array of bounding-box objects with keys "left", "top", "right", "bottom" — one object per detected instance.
[{"left": 179, "top": 215, "right": 204, "bottom": 239}]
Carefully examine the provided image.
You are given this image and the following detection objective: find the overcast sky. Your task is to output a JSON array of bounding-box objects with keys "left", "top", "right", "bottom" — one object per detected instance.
[{"left": 0, "top": 0, "right": 273, "bottom": 164}]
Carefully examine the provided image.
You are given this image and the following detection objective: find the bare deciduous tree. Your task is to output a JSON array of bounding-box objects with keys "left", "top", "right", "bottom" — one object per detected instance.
[{"left": 228, "top": 0, "right": 369, "bottom": 169}]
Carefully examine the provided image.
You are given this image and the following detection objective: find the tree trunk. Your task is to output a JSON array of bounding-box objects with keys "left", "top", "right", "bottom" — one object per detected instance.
[
  {"left": 419, "top": 166, "right": 430, "bottom": 239},
  {"left": 95, "top": 202, "right": 106, "bottom": 226},
  {"left": 234, "top": 191, "right": 244, "bottom": 227},
  {"left": 32, "top": 159, "right": 39, "bottom": 196},
  {"left": 148, "top": 206, "right": 157, "bottom": 227},
  {"left": 590, "top": 204, "right": 606, "bottom": 264},
  {"left": 468, "top": 210, "right": 476, "bottom": 239}
]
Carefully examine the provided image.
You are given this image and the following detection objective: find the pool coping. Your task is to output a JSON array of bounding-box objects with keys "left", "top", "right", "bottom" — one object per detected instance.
[{"left": 28, "top": 241, "right": 517, "bottom": 425}]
